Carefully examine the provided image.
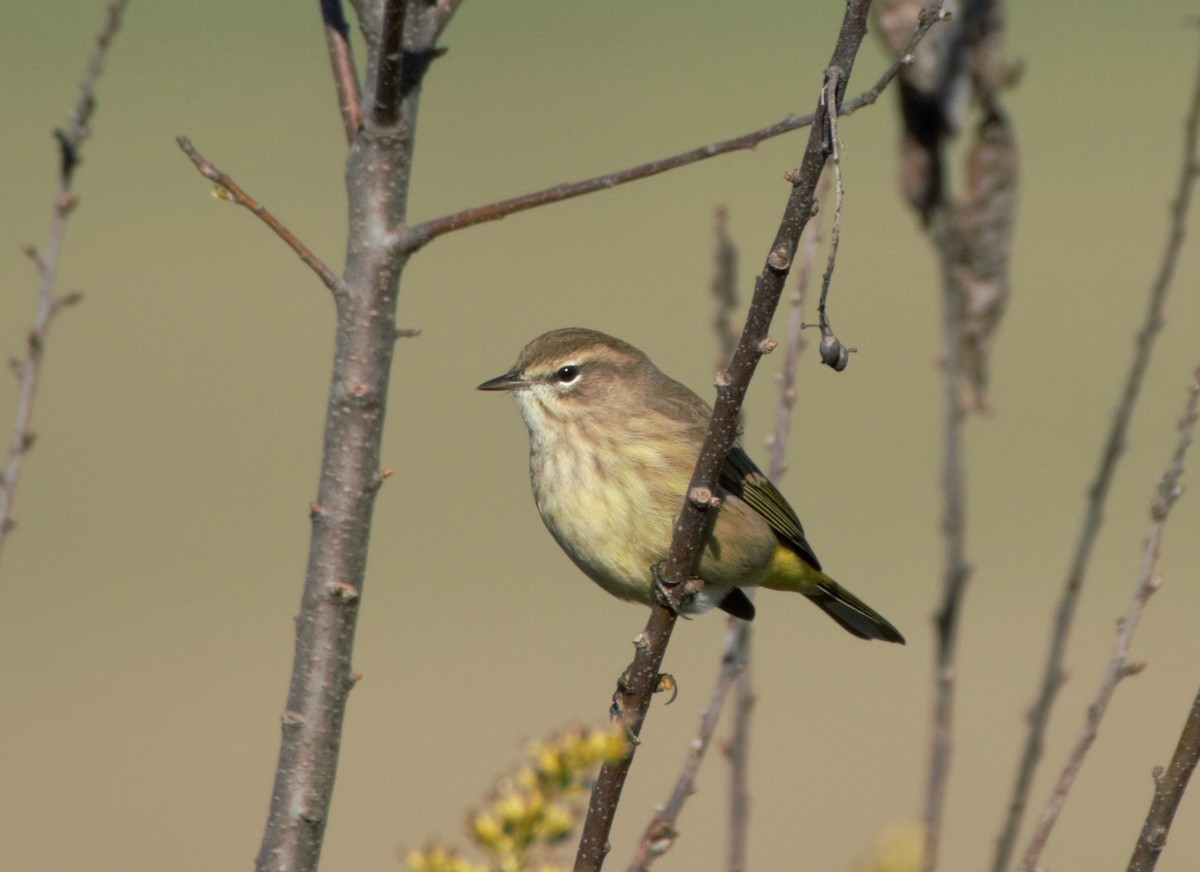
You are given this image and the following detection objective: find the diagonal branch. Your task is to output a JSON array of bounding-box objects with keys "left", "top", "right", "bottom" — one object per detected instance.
[
  {"left": 991, "top": 39, "right": 1200, "bottom": 872},
  {"left": 0, "top": 0, "right": 130, "bottom": 573},
  {"left": 320, "top": 0, "right": 362, "bottom": 142},
  {"left": 573, "top": 3, "right": 881, "bottom": 869},
  {"left": 176, "top": 137, "right": 345, "bottom": 298},
  {"left": 1128, "top": 680, "right": 1200, "bottom": 871},
  {"left": 408, "top": 5, "right": 945, "bottom": 251},
  {"left": 625, "top": 625, "right": 746, "bottom": 872},
  {"left": 1018, "top": 365, "right": 1200, "bottom": 872}
]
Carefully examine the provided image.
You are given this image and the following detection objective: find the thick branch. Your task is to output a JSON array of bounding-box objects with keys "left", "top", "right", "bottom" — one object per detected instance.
[
  {"left": 408, "top": 6, "right": 944, "bottom": 250},
  {"left": 991, "top": 39, "right": 1200, "bottom": 872},
  {"left": 176, "top": 137, "right": 344, "bottom": 297},
  {"left": 1018, "top": 367, "right": 1200, "bottom": 872},
  {"left": 0, "top": 0, "right": 129, "bottom": 572},
  {"left": 371, "top": 0, "right": 407, "bottom": 126},
  {"left": 251, "top": 2, "right": 462, "bottom": 870},
  {"left": 573, "top": 3, "right": 878, "bottom": 869}
]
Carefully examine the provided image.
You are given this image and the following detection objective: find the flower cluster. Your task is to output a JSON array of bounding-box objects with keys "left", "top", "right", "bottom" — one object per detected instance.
[{"left": 406, "top": 725, "right": 628, "bottom": 872}]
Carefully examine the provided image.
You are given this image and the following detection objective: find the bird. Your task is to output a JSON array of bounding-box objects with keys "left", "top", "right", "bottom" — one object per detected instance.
[{"left": 478, "top": 327, "right": 904, "bottom": 644}]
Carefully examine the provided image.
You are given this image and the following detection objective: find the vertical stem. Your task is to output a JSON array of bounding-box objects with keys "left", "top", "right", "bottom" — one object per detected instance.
[
  {"left": 254, "top": 3, "right": 445, "bottom": 870},
  {"left": 726, "top": 620, "right": 753, "bottom": 872},
  {"left": 922, "top": 219, "right": 971, "bottom": 872}
]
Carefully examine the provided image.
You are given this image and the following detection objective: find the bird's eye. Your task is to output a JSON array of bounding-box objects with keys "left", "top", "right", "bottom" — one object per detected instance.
[{"left": 554, "top": 364, "right": 581, "bottom": 384}]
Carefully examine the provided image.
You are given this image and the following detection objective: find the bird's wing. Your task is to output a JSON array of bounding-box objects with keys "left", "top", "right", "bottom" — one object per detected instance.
[{"left": 719, "top": 446, "right": 822, "bottom": 572}]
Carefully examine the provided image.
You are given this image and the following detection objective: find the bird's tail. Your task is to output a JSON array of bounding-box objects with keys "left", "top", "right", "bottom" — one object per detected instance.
[
  {"left": 804, "top": 576, "right": 906, "bottom": 644},
  {"left": 762, "top": 545, "right": 905, "bottom": 643}
]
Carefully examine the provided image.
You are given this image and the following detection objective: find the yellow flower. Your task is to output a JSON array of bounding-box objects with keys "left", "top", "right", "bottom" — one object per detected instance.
[
  {"left": 405, "top": 845, "right": 487, "bottom": 872},
  {"left": 470, "top": 811, "right": 503, "bottom": 848},
  {"left": 856, "top": 820, "right": 924, "bottom": 872},
  {"left": 537, "top": 802, "right": 575, "bottom": 844}
]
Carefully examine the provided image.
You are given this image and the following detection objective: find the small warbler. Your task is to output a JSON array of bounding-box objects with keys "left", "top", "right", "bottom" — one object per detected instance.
[{"left": 478, "top": 327, "right": 904, "bottom": 644}]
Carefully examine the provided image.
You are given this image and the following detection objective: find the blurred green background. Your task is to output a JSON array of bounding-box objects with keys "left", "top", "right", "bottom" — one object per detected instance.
[{"left": 2, "top": 2, "right": 1199, "bottom": 870}]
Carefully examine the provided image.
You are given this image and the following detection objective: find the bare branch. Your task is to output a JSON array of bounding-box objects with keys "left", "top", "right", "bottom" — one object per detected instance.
[
  {"left": 895, "top": 1, "right": 1012, "bottom": 866},
  {"left": 371, "top": 0, "right": 407, "bottom": 126},
  {"left": 810, "top": 74, "right": 854, "bottom": 372},
  {"left": 1128, "top": 683, "right": 1200, "bottom": 870},
  {"left": 320, "top": 0, "right": 363, "bottom": 142},
  {"left": 725, "top": 618, "right": 754, "bottom": 872},
  {"left": 766, "top": 183, "right": 821, "bottom": 481},
  {"left": 250, "top": 3, "right": 458, "bottom": 868},
  {"left": 176, "top": 137, "right": 345, "bottom": 298},
  {"left": 408, "top": 4, "right": 946, "bottom": 250},
  {"left": 0, "top": 0, "right": 129, "bottom": 572},
  {"left": 574, "top": 4, "right": 880, "bottom": 868},
  {"left": 991, "top": 38, "right": 1200, "bottom": 872},
  {"left": 922, "top": 212, "right": 971, "bottom": 872},
  {"left": 1019, "top": 367, "right": 1200, "bottom": 872},
  {"left": 624, "top": 201, "right": 816, "bottom": 871},
  {"left": 710, "top": 207, "right": 739, "bottom": 371},
  {"left": 625, "top": 627, "right": 747, "bottom": 871},
  {"left": 723, "top": 215, "right": 819, "bottom": 872}
]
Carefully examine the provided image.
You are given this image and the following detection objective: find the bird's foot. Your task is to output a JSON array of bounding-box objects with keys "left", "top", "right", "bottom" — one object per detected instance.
[{"left": 651, "top": 563, "right": 704, "bottom": 616}]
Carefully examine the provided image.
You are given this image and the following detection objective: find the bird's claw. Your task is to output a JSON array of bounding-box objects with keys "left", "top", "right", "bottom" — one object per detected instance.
[
  {"left": 651, "top": 563, "right": 704, "bottom": 616},
  {"left": 655, "top": 672, "right": 679, "bottom": 705}
]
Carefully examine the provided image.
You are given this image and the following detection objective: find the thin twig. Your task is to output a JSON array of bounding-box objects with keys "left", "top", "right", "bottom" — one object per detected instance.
[
  {"left": 810, "top": 73, "right": 853, "bottom": 372},
  {"left": 725, "top": 618, "right": 754, "bottom": 872},
  {"left": 573, "top": 3, "right": 880, "bottom": 869},
  {"left": 991, "top": 40, "right": 1200, "bottom": 872},
  {"left": 727, "top": 202, "right": 818, "bottom": 872},
  {"left": 710, "top": 206, "right": 739, "bottom": 371},
  {"left": 922, "top": 215, "right": 971, "bottom": 872},
  {"left": 320, "top": 0, "right": 362, "bottom": 142},
  {"left": 176, "top": 137, "right": 345, "bottom": 298},
  {"left": 1018, "top": 367, "right": 1200, "bottom": 872},
  {"left": 409, "top": 4, "right": 946, "bottom": 250},
  {"left": 908, "top": 1, "right": 1012, "bottom": 867},
  {"left": 625, "top": 629, "right": 747, "bottom": 871},
  {"left": 0, "top": 0, "right": 130, "bottom": 572},
  {"left": 766, "top": 182, "right": 821, "bottom": 482}
]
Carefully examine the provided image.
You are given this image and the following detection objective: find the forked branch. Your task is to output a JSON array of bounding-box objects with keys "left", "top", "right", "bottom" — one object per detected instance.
[{"left": 408, "top": 4, "right": 946, "bottom": 251}]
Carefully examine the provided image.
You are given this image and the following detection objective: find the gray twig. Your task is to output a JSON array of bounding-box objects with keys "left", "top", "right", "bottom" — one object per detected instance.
[
  {"left": 991, "top": 38, "right": 1200, "bottom": 872},
  {"left": 0, "top": 0, "right": 130, "bottom": 572},
  {"left": 1018, "top": 366, "right": 1200, "bottom": 872}
]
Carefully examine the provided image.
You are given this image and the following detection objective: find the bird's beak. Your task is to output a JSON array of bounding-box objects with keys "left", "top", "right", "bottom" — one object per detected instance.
[{"left": 477, "top": 370, "right": 528, "bottom": 392}]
